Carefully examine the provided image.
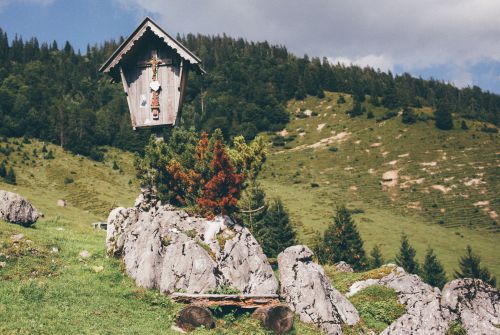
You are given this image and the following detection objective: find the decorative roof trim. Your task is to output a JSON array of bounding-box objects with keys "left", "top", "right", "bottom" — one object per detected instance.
[{"left": 99, "top": 17, "right": 203, "bottom": 74}]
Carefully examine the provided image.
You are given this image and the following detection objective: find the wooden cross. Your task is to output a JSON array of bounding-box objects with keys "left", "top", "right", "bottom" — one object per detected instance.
[{"left": 136, "top": 52, "right": 172, "bottom": 120}]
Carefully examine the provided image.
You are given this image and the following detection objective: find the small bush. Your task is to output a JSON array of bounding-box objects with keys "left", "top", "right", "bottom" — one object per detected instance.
[
  {"left": 328, "top": 147, "right": 338, "bottom": 152},
  {"left": 207, "top": 285, "right": 241, "bottom": 295},
  {"left": 44, "top": 150, "right": 55, "bottom": 160},
  {"left": 337, "top": 95, "right": 346, "bottom": 104},
  {"left": 64, "top": 177, "right": 74, "bottom": 185},
  {"left": 112, "top": 161, "right": 120, "bottom": 170},
  {"left": 89, "top": 148, "right": 104, "bottom": 162},
  {"left": 367, "top": 111, "right": 374, "bottom": 119},
  {"left": 310, "top": 182, "right": 320, "bottom": 188},
  {"left": 376, "top": 110, "right": 398, "bottom": 122},
  {"left": 480, "top": 126, "right": 498, "bottom": 133}
]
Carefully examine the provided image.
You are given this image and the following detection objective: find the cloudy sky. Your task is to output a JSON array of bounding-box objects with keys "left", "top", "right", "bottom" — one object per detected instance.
[{"left": 1, "top": 0, "right": 499, "bottom": 93}]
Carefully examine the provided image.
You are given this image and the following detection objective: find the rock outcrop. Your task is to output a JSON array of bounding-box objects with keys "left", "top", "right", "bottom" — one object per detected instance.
[
  {"left": 106, "top": 195, "right": 278, "bottom": 295},
  {"left": 378, "top": 267, "right": 451, "bottom": 335},
  {"left": 348, "top": 266, "right": 500, "bottom": 335},
  {"left": 278, "top": 245, "right": 360, "bottom": 335},
  {"left": 0, "top": 190, "right": 40, "bottom": 226},
  {"left": 441, "top": 278, "right": 500, "bottom": 335}
]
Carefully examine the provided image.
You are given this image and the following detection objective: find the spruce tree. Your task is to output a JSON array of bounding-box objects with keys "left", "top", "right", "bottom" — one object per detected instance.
[
  {"left": 257, "top": 199, "right": 296, "bottom": 258},
  {"left": 5, "top": 166, "right": 16, "bottom": 185},
  {"left": 323, "top": 206, "right": 367, "bottom": 270},
  {"left": 421, "top": 248, "right": 447, "bottom": 288},
  {"left": 370, "top": 245, "right": 384, "bottom": 268},
  {"left": 435, "top": 102, "right": 453, "bottom": 130},
  {"left": 241, "top": 186, "right": 296, "bottom": 258},
  {"left": 395, "top": 233, "right": 420, "bottom": 274},
  {"left": 454, "top": 245, "right": 496, "bottom": 287},
  {"left": 0, "top": 160, "right": 6, "bottom": 178}
]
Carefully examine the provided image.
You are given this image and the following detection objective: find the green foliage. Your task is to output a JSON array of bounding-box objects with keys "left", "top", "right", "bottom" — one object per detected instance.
[
  {"left": 347, "top": 100, "right": 365, "bottom": 117},
  {"left": 337, "top": 95, "right": 346, "bottom": 104},
  {"left": 5, "top": 166, "right": 16, "bottom": 184},
  {"left": 401, "top": 107, "right": 417, "bottom": 124},
  {"left": 0, "top": 159, "right": 6, "bottom": 178},
  {"left": 446, "top": 321, "right": 467, "bottom": 335},
  {"left": 435, "top": 102, "right": 454, "bottom": 130},
  {"left": 376, "top": 110, "right": 398, "bottom": 122},
  {"left": 63, "top": 176, "right": 74, "bottom": 185},
  {"left": 44, "top": 150, "right": 55, "bottom": 160},
  {"left": 395, "top": 233, "right": 420, "bottom": 274},
  {"left": 370, "top": 245, "right": 384, "bottom": 269},
  {"left": 454, "top": 245, "right": 496, "bottom": 286},
  {"left": 112, "top": 161, "right": 119, "bottom": 170},
  {"left": 134, "top": 129, "right": 264, "bottom": 217},
  {"left": 421, "top": 248, "right": 447, "bottom": 288},
  {"left": 321, "top": 205, "right": 367, "bottom": 270},
  {"left": 366, "top": 110, "right": 374, "bottom": 119},
  {"left": 460, "top": 120, "right": 468, "bottom": 130},
  {"left": 349, "top": 285, "right": 406, "bottom": 332},
  {"left": 206, "top": 285, "right": 241, "bottom": 295},
  {"left": 241, "top": 185, "right": 296, "bottom": 258}
]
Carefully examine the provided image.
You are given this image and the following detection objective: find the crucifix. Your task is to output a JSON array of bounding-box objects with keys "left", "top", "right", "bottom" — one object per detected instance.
[{"left": 137, "top": 51, "right": 172, "bottom": 120}]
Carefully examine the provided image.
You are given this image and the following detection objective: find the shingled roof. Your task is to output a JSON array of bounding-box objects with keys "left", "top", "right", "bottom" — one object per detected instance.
[{"left": 99, "top": 17, "right": 203, "bottom": 77}]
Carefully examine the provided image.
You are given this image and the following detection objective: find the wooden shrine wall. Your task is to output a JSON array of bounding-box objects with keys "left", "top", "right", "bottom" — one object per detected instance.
[{"left": 120, "top": 35, "right": 188, "bottom": 128}]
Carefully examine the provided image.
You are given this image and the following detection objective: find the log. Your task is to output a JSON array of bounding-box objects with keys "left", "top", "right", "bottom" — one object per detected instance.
[
  {"left": 252, "top": 305, "right": 294, "bottom": 334},
  {"left": 171, "top": 293, "right": 280, "bottom": 309},
  {"left": 176, "top": 305, "right": 215, "bottom": 332}
]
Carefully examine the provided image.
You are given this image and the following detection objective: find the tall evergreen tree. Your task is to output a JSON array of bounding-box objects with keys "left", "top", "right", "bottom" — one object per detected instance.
[
  {"left": 257, "top": 199, "right": 296, "bottom": 258},
  {"left": 0, "top": 160, "right": 6, "bottom": 178},
  {"left": 5, "top": 166, "right": 16, "bottom": 185},
  {"left": 435, "top": 102, "right": 454, "bottom": 130},
  {"left": 454, "top": 245, "right": 496, "bottom": 287},
  {"left": 322, "top": 206, "right": 367, "bottom": 270},
  {"left": 395, "top": 233, "right": 420, "bottom": 274},
  {"left": 421, "top": 248, "right": 447, "bottom": 288},
  {"left": 241, "top": 185, "right": 296, "bottom": 258},
  {"left": 369, "top": 245, "right": 384, "bottom": 269}
]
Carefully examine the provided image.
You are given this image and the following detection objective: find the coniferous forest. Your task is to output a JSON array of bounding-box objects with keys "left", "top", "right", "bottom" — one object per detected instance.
[{"left": 0, "top": 28, "right": 499, "bottom": 157}]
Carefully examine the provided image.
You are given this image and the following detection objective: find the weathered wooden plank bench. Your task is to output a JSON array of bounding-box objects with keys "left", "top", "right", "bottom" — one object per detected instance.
[{"left": 171, "top": 293, "right": 294, "bottom": 334}]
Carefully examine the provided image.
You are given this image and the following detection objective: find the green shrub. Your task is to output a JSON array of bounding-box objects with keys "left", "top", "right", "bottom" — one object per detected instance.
[
  {"left": 89, "top": 148, "right": 104, "bottom": 162},
  {"left": 64, "top": 177, "right": 74, "bottom": 185},
  {"left": 207, "top": 285, "right": 241, "bottom": 295},
  {"left": 446, "top": 321, "right": 467, "bottom": 335},
  {"left": 350, "top": 285, "right": 406, "bottom": 332},
  {"left": 328, "top": 146, "right": 338, "bottom": 152}
]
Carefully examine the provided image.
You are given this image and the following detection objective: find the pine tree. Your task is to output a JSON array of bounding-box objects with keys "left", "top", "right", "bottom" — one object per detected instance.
[
  {"left": 370, "top": 245, "right": 384, "bottom": 268},
  {"left": 435, "top": 102, "right": 453, "bottom": 130},
  {"left": 323, "top": 206, "right": 367, "bottom": 270},
  {"left": 402, "top": 107, "right": 417, "bottom": 124},
  {"left": 395, "top": 233, "right": 420, "bottom": 274},
  {"left": 421, "top": 248, "right": 447, "bottom": 288},
  {"left": 0, "top": 160, "right": 6, "bottom": 178},
  {"left": 257, "top": 199, "right": 296, "bottom": 258},
  {"left": 454, "top": 245, "right": 496, "bottom": 287},
  {"left": 5, "top": 166, "right": 16, "bottom": 185}
]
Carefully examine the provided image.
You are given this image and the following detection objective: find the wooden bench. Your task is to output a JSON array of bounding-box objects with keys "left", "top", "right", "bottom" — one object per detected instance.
[{"left": 172, "top": 293, "right": 294, "bottom": 334}]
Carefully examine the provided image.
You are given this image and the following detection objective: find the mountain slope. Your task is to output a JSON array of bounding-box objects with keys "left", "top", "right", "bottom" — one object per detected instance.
[{"left": 260, "top": 92, "right": 499, "bottom": 279}]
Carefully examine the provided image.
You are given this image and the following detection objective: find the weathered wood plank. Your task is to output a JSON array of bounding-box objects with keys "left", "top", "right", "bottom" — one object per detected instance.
[{"left": 171, "top": 293, "right": 280, "bottom": 309}]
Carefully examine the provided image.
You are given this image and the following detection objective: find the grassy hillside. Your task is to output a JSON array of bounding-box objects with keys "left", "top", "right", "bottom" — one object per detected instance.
[
  {"left": 259, "top": 92, "right": 499, "bottom": 280},
  {"left": 0, "top": 139, "right": 322, "bottom": 334}
]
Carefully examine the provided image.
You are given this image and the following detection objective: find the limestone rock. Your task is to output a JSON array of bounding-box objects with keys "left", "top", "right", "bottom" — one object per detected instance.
[
  {"left": 379, "top": 267, "right": 451, "bottom": 335},
  {"left": 158, "top": 232, "right": 218, "bottom": 294},
  {"left": 0, "top": 190, "right": 39, "bottom": 226},
  {"left": 334, "top": 261, "right": 354, "bottom": 273},
  {"left": 278, "top": 245, "right": 360, "bottom": 335},
  {"left": 441, "top": 278, "right": 500, "bottom": 335},
  {"left": 57, "top": 199, "right": 66, "bottom": 207},
  {"left": 106, "top": 195, "right": 278, "bottom": 295},
  {"left": 217, "top": 223, "right": 278, "bottom": 295}
]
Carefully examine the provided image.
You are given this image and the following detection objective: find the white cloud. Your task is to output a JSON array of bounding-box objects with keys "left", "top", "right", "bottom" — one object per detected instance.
[
  {"left": 329, "top": 55, "right": 394, "bottom": 72},
  {"left": 115, "top": 0, "right": 500, "bottom": 89}
]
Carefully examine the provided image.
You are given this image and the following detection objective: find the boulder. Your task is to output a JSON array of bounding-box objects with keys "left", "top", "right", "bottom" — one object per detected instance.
[
  {"left": 347, "top": 267, "right": 500, "bottom": 334},
  {"left": 334, "top": 261, "right": 354, "bottom": 273},
  {"left": 378, "top": 267, "right": 451, "bottom": 335},
  {"left": 441, "top": 278, "right": 500, "bottom": 335},
  {"left": 217, "top": 223, "right": 279, "bottom": 294},
  {"left": 106, "top": 195, "right": 278, "bottom": 295},
  {"left": 278, "top": 245, "right": 359, "bottom": 335},
  {"left": 57, "top": 199, "right": 66, "bottom": 207},
  {"left": 0, "top": 190, "right": 39, "bottom": 226}
]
